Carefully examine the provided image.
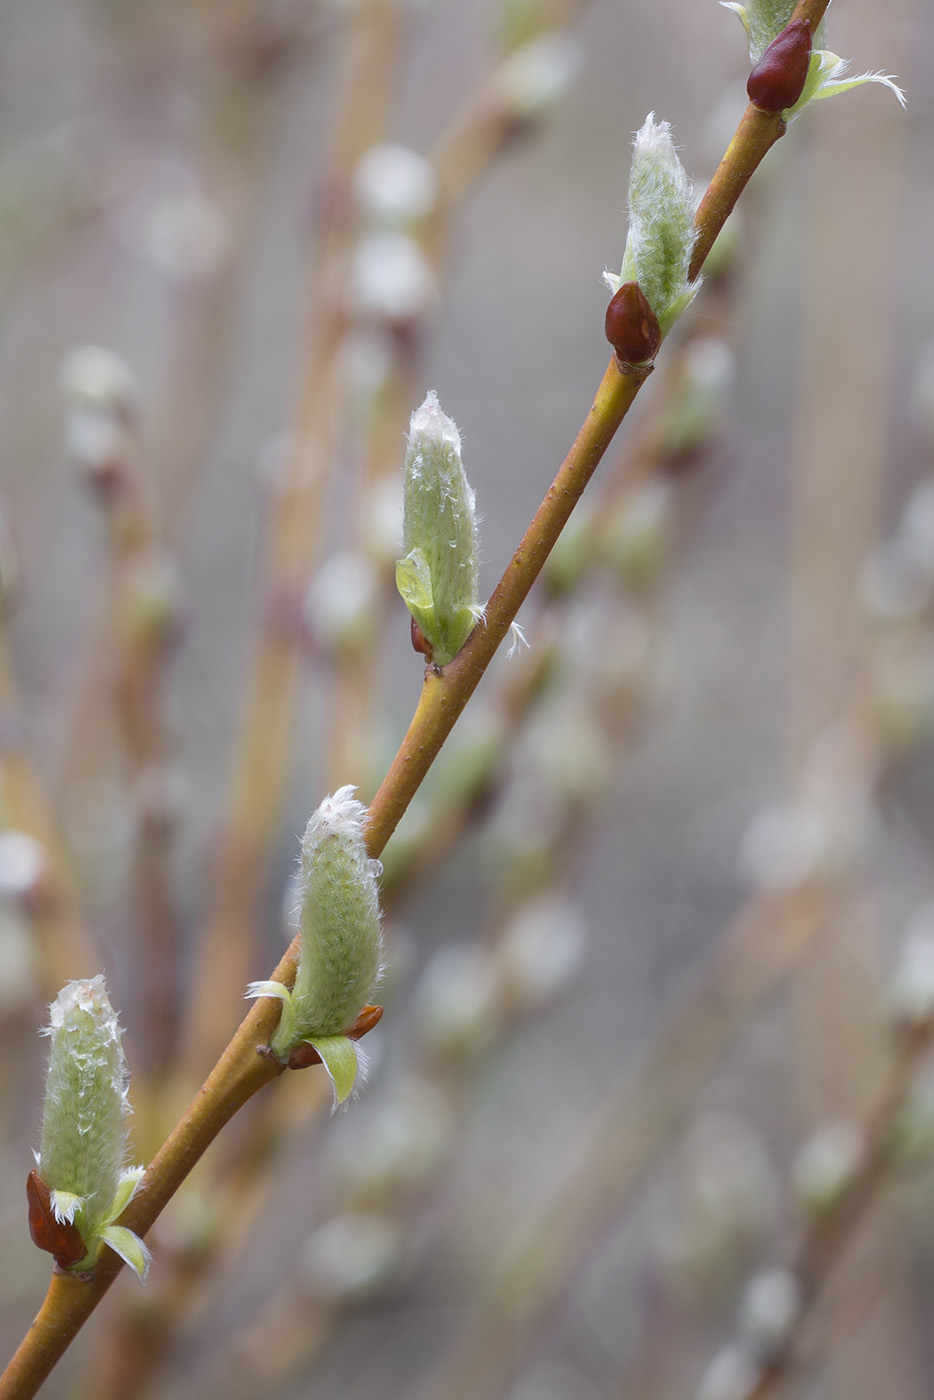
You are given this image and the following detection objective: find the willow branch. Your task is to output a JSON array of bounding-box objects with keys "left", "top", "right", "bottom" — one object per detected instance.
[{"left": 0, "top": 20, "right": 831, "bottom": 1392}]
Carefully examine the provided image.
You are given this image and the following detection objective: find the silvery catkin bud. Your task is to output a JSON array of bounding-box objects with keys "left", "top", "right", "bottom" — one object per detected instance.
[
  {"left": 604, "top": 114, "right": 699, "bottom": 340},
  {"left": 32, "top": 976, "right": 150, "bottom": 1279},
  {"left": 723, "top": 0, "right": 903, "bottom": 118},
  {"left": 395, "top": 391, "right": 483, "bottom": 668},
  {"left": 249, "top": 787, "right": 384, "bottom": 1106}
]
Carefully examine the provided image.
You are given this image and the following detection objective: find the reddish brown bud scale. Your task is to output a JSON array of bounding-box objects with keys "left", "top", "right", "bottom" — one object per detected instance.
[
  {"left": 411, "top": 615, "right": 433, "bottom": 659},
  {"left": 26, "top": 1170, "right": 86, "bottom": 1268},
  {"left": 285, "top": 1004, "right": 384, "bottom": 1071},
  {"left": 747, "top": 18, "right": 812, "bottom": 113},
  {"left": 287, "top": 1042, "right": 323, "bottom": 1070},
  {"left": 605, "top": 282, "right": 662, "bottom": 370},
  {"left": 348, "top": 1003, "right": 384, "bottom": 1040}
]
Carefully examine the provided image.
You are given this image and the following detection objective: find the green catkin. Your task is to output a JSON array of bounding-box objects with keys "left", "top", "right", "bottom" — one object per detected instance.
[
  {"left": 250, "top": 788, "right": 384, "bottom": 1104},
  {"left": 35, "top": 976, "right": 150, "bottom": 1279},
  {"left": 285, "top": 786, "right": 384, "bottom": 1046},
  {"left": 38, "top": 978, "right": 129, "bottom": 1238},
  {"left": 395, "top": 390, "right": 482, "bottom": 668},
  {"left": 606, "top": 114, "right": 700, "bottom": 339}
]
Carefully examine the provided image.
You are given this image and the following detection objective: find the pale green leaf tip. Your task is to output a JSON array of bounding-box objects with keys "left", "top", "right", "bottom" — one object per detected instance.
[
  {"left": 247, "top": 980, "right": 298, "bottom": 1059},
  {"left": 307, "top": 1035, "right": 360, "bottom": 1108},
  {"left": 246, "top": 979, "right": 291, "bottom": 1004},
  {"left": 50, "top": 1190, "right": 82, "bottom": 1225},
  {"left": 785, "top": 51, "right": 905, "bottom": 122},
  {"left": 98, "top": 1223, "right": 151, "bottom": 1282},
  {"left": 110, "top": 1167, "right": 144, "bottom": 1219},
  {"left": 395, "top": 550, "right": 434, "bottom": 616},
  {"left": 719, "top": 0, "right": 747, "bottom": 26},
  {"left": 809, "top": 57, "right": 906, "bottom": 109}
]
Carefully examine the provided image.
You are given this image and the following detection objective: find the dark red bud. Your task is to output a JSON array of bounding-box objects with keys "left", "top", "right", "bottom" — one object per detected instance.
[
  {"left": 604, "top": 282, "right": 662, "bottom": 369},
  {"left": 747, "top": 18, "right": 812, "bottom": 113},
  {"left": 26, "top": 1170, "right": 87, "bottom": 1268},
  {"left": 411, "top": 615, "right": 433, "bottom": 659}
]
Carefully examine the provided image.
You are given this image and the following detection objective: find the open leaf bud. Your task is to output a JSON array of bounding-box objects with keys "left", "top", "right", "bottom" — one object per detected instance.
[
  {"left": 737, "top": 1268, "right": 800, "bottom": 1361},
  {"left": 60, "top": 345, "right": 137, "bottom": 426},
  {"left": 893, "top": 1064, "right": 934, "bottom": 1165},
  {"left": 65, "top": 408, "right": 134, "bottom": 493},
  {"left": 249, "top": 787, "right": 384, "bottom": 1105},
  {"left": 496, "top": 896, "right": 587, "bottom": 1008},
  {"left": 34, "top": 976, "right": 150, "bottom": 1279},
  {"left": 0, "top": 831, "right": 49, "bottom": 906},
  {"left": 120, "top": 550, "right": 186, "bottom": 649},
  {"left": 887, "top": 917, "right": 934, "bottom": 1034},
  {"left": 792, "top": 1120, "right": 863, "bottom": 1218},
  {"left": 738, "top": 800, "right": 829, "bottom": 892},
  {"left": 605, "top": 478, "right": 672, "bottom": 589},
  {"left": 660, "top": 336, "right": 735, "bottom": 461},
  {"left": 0, "top": 905, "right": 38, "bottom": 1010},
  {"left": 327, "top": 1075, "right": 453, "bottom": 1196},
  {"left": 695, "top": 1345, "right": 761, "bottom": 1400},
  {"left": 304, "top": 551, "right": 380, "bottom": 655},
  {"left": 747, "top": 17, "right": 812, "bottom": 111},
  {"left": 494, "top": 31, "right": 582, "bottom": 121},
  {"left": 604, "top": 114, "right": 699, "bottom": 339},
  {"left": 351, "top": 232, "right": 435, "bottom": 326},
  {"left": 604, "top": 281, "right": 661, "bottom": 370},
  {"left": 870, "top": 638, "right": 934, "bottom": 751},
  {"left": 653, "top": 1114, "right": 778, "bottom": 1301},
  {"left": 300, "top": 1212, "right": 400, "bottom": 1301},
  {"left": 412, "top": 944, "right": 500, "bottom": 1057},
  {"left": 395, "top": 391, "right": 483, "bottom": 668},
  {"left": 353, "top": 143, "right": 437, "bottom": 228}
]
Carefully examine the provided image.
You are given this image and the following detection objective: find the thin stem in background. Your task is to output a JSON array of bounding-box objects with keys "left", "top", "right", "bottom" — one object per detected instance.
[
  {"left": 0, "top": 626, "right": 99, "bottom": 989},
  {"left": 51, "top": 10, "right": 281, "bottom": 822},
  {"left": 181, "top": 0, "right": 408, "bottom": 1072},
  {"left": 736, "top": 1026, "right": 931, "bottom": 1400}
]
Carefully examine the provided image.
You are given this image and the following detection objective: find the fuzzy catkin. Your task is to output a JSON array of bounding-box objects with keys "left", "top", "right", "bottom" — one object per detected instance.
[
  {"left": 287, "top": 787, "right": 383, "bottom": 1042},
  {"left": 622, "top": 115, "right": 697, "bottom": 335},
  {"left": 396, "top": 391, "right": 481, "bottom": 667},
  {"left": 38, "top": 978, "right": 129, "bottom": 1231}
]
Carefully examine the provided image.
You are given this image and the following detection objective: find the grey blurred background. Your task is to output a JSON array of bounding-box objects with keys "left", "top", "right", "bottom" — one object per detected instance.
[{"left": 1, "top": 0, "right": 934, "bottom": 1398}]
